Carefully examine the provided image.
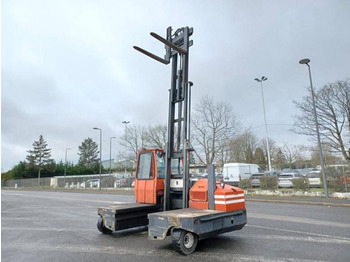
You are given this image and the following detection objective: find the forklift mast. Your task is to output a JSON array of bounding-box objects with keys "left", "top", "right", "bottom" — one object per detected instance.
[{"left": 134, "top": 27, "right": 193, "bottom": 211}]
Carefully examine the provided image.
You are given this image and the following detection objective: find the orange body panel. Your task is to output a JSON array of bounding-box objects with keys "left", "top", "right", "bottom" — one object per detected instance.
[
  {"left": 135, "top": 179, "right": 157, "bottom": 203},
  {"left": 214, "top": 184, "right": 245, "bottom": 211},
  {"left": 134, "top": 149, "right": 164, "bottom": 204},
  {"left": 189, "top": 179, "right": 245, "bottom": 212},
  {"left": 189, "top": 179, "right": 208, "bottom": 209}
]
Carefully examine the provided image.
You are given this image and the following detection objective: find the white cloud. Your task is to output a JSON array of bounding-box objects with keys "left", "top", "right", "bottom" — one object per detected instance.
[{"left": 2, "top": 0, "right": 350, "bottom": 171}]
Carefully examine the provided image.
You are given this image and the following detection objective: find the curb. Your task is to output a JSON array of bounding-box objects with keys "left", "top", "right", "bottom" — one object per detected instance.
[{"left": 246, "top": 198, "right": 350, "bottom": 208}]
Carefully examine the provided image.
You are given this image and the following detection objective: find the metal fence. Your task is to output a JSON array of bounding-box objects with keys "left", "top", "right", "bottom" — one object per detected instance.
[
  {"left": 2, "top": 177, "right": 52, "bottom": 188},
  {"left": 2, "top": 173, "right": 134, "bottom": 189}
]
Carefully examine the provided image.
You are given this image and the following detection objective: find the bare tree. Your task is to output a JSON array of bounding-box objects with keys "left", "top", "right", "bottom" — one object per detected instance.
[
  {"left": 309, "top": 144, "right": 342, "bottom": 166},
  {"left": 144, "top": 124, "right": 167, "bottom": 148},
  {"left": 119, "top": 123, "right": 168, "bottom": 161},
  {"left": 281, "top": 143, "right": 301, "bottom": 168},
  {"left": 293, "top": 79, "right": 350, "bottom": 161},
  {"left": 192, "top": 96, "right": 239, "bottom": 165},
  {"left": 119, "top": 124, "right": 146, "bottom": 160}
]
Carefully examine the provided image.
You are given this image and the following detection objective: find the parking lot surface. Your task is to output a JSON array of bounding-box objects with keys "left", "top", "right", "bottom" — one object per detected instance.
[{"left": 2, "top": 190, "right": 350, "bottom": 262}]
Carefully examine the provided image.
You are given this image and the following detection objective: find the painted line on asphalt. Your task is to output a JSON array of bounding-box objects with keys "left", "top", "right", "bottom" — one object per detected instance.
[
  {"left": 246, "top": 233, "right": 350, "bottom": 244},
  {"left": 248, "top": 212, "right": 350, "bottom": 228},
  {"left": 1, "top": 191, "right": 130, "bottom": 205},
  {"left": 2, "top": 242, "right": 320, "bottom": 262},
  {"left": 247, "top": 224, "right": 350, "bottom": 242},
  {"left": 1, "top": 227, "right": 97, "bottom": 232}
]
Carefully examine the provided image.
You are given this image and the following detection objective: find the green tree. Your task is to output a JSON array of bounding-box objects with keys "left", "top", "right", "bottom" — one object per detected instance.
[
  {"left": 229, "top": 131, "right": 258, "bottom": 163},
  {"left": 254, "top": 147, "right": 266, "bottom": 166},
  {"left": 246, "top": 146, "right": 254, "bottom": 163},
  {"left": 10, "top": 161, "right": 27, "bottom": 179},
  {"left": 77, "top": 137, "right": 100, "bottom": 171},
  {"left": 26, "top": 135, "right": 53, "bottom": 185},
  {"left": 274, "top": 148, "right": 287, "bottom": 169}
]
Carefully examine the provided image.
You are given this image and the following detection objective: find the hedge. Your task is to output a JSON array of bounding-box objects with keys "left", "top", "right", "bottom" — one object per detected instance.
[
  {"left": 238, "top": 179, "right": 251, "bottom": 189},
  {"left": 260, "top": 176, "right": 278, "bottom": 190}
]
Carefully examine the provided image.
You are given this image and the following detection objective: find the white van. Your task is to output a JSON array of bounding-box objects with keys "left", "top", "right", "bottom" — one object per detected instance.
[{"left": 223, "top": 163, "right": 262, "bottom": 186}]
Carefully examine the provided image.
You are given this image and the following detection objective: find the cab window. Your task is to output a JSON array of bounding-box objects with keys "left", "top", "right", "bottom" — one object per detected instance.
[
  {"left": 137, "top": 152, "right": 153, "bottom": 179},
  {"left": 171, "top": 158, "right": 184, "bottom": 175},
  {"left": 156, "top": 151, "right": 165, "bottom": 179}
]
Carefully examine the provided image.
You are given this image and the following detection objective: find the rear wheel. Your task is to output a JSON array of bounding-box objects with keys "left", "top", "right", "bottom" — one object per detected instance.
[
  {"left": 97, "top": 216, "right": 112, "bottom": 234},
  {"left": 171, "top": 229, "right": 198, "bottom": 255}
]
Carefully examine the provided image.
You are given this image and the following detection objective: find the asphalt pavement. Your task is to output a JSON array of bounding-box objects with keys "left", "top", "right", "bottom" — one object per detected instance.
[
  {"left": 2, "top": 190, "right": 350, "bottom": 262},
  {"left": 4, "top": 187, "right": 350, "bottom": 207}
]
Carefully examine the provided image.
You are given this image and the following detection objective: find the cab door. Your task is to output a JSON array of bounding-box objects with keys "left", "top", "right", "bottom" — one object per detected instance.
[{"left": 135, "top": 151, "right": 156, "bottom": 204}]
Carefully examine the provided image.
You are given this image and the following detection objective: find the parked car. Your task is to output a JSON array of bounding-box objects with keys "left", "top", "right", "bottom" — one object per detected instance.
[
  {"left": 251, "top": 172, "right": 278, "bottom": 187},
  {"left": 81, "top": 179, "right": 100, "bottom": 188},
  {"left": 264, "top": 170, "right": 281, "bottom": 176},
  {"left": 250, "top": 173, "right": 265, "bottom": 187},
  {"left": 278, "top": 173, "right": 302, "bottom": 188},
  {"left": 306, "top": 171, "right": 322, "bottom": 187},
  {"left": 340, "top": 175, "right": 350, "bottom": 185},
  {"left": 115, "top": 177, "right": 134, "bottom": 187},
  {"left": 300, "top": 168, "right": 319, "bottom": 177},
  {"left": 215, "top": 173, "right": 223, "bottom": 182}
]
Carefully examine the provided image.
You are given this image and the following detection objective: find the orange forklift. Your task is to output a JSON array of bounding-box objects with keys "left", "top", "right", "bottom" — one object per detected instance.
[{"left": 97, "top": 26, "right": 247, "bottom": 255}]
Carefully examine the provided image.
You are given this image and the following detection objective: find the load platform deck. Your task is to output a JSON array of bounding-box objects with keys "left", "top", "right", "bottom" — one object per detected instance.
[{"left": 148, "top": 208, "right": 247, "bottom": 240}]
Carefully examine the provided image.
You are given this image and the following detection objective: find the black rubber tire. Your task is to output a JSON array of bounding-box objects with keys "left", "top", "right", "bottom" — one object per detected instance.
[
  {"left": 171, "top": 229, "right": 198, "bottom": 255},
  {"left": 97, "top": 216, "right": 112, "bottom": 234}
]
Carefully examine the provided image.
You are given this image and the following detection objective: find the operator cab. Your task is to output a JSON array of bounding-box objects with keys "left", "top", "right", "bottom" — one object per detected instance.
[{"left": 134, "top": 149, "right": 165, "bottom": 205}]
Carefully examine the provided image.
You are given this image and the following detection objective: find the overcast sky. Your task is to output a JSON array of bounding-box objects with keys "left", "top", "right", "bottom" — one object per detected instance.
[{"left": 2, "top": 0, "right": 350, "bottom": 172}]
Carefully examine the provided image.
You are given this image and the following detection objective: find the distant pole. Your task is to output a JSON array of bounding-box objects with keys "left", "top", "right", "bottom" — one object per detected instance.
[
  {"left": 93, "top": 127, "right": 102, "bottom": 190},
  {"left": 254, "top": 76, "right": 272, "bottom": 171},
  {"left": 109, "top": 137, "right": 116, "bottom": 176},
  {"left": 64, "top": 148, "right": 71, "bottom": 187},
  {"left": 122, "top": 121, "right": 130, "bottom": 175},
  {"left": 299, "top": 58, "right": 329, "bottom": 198}
]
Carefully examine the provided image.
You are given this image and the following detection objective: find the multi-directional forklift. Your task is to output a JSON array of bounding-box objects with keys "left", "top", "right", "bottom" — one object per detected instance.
[{"left": 97, "top": 26, "right": 247, "bottom": 255}]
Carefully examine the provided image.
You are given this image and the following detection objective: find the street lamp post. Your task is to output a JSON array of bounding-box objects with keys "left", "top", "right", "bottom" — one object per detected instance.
[
  {"left": 109, "top": 137, "right": 116, "bottom": 176},
  {"left": 122, "top": 121, "right": 130, "bottom": 175},
  {"left": 254, "top": 76, "right": 272, "bottom": 171},
  {"left": 299, "top": 58, "right": 329, "bottom": 198},
  {"left": 64, "top": 148, "right": 71, "bottom": 187},
  {"left": 93, "top": 127, "right": 102, "bottom": 190}
]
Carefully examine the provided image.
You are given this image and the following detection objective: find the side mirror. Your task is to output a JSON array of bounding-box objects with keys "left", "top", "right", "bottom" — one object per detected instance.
[{"left": 157, "top": 151, "right": 164, "bottom": 158}]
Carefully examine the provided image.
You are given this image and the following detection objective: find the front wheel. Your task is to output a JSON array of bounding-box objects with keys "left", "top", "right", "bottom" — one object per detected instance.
[
  {"left": 171, "top": 229, "right": 198, "bottom": 255},
  {"left": 97, "top": 216, "right": 112, "bottom": 234}
]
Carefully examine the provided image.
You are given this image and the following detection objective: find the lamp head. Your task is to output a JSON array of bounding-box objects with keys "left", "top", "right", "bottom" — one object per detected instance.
[{"left": 299, "top": 58, "right": 310, "bottom": 65}]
